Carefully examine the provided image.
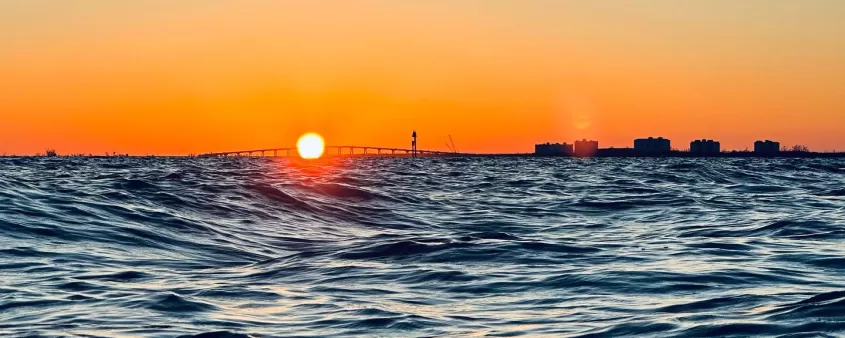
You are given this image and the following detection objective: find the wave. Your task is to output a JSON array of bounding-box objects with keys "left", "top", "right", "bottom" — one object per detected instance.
[{"left": 1, "top": 156, "right": 844, "bottom": 336}]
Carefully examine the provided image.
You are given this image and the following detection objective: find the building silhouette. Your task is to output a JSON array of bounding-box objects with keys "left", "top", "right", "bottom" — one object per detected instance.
[
  {"left": 690, "top": 139, "right": 720, "bottom": 155},
  {"left": 754, "top": 140, "right": 780, "bottom": 154},
  {"left": 633, "top": 137, "right": 671, "bottom": 154},
  {"left": 535, "top": 142, "right": 573, "bottom": 156},
  {"left": 575, "top": 139, "right": 599, "bottom": 157}
]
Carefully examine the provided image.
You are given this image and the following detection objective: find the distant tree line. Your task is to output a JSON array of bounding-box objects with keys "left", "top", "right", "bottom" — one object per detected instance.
[{"left": 786, "top": 145, "right": 810, "bottom": 152}]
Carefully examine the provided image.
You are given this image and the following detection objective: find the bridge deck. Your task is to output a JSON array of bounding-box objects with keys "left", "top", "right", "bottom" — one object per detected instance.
[{"left": 199, "top": 146, "right": 468, "bottom": 157}]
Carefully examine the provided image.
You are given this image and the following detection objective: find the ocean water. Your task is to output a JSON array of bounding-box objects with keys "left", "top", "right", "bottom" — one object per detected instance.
[{"left": 1, "top": 156, "right": 845, "bottom": 337}]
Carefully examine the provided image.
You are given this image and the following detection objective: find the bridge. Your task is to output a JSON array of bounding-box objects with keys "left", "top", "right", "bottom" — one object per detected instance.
[{"left": 198, "top": 146, "right": 469, "bottom": 157}]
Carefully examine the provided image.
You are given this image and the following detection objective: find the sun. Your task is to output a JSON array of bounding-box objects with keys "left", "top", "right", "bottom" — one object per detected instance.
[{"left": 297, "top": 133, "right": 325, "bottom": 159}]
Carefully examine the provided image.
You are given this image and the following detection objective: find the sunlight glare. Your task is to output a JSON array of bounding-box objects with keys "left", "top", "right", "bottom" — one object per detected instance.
[{"left": 297, "top": 133, "right": 325, "bottom": 159}]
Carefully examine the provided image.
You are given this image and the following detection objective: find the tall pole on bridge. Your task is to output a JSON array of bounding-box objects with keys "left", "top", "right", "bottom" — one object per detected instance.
[{"left": 412, "top": 130, "right": 417, "bottom": 158}]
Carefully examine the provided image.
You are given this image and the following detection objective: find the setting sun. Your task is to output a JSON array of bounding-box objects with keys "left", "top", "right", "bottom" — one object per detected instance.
[{"left": 297, "top": 133, "right": 325, "bottom": 159}]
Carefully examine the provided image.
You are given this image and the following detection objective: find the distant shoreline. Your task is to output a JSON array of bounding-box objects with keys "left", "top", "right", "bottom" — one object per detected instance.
[{"left": 536, "top": 150, "right": 845, "bottom": 158}]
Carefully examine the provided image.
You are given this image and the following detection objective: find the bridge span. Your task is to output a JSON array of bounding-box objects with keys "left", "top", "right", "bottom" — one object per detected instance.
[{"left": 198, "top": 146, "right": 469, "bottom": 158}]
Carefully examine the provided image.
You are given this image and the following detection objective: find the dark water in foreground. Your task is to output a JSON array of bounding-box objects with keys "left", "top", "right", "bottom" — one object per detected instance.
[{"left": 2, "top": 157, "right": 845, "bottom": 337}]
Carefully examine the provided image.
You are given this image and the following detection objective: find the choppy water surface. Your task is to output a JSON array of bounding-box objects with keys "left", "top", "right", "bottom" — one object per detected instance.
[{"left": 2, "top": 157, "right": 845, "bottom": 337}]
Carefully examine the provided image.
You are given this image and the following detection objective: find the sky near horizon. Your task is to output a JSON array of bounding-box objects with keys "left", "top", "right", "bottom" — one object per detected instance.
[{"left": 2, "top": 0, "right": 845, "bottom": 155}]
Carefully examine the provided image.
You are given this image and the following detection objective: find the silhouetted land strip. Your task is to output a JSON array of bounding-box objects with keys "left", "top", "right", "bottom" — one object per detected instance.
[
  {"left": 537, "top": 149, "right": 845, "bottom": 158},
  {"left": 199, "top": 147, "right": 844, "bottom": 158},
  {"left": 10, "top": 148, "right": 845, "bottom": 158}
]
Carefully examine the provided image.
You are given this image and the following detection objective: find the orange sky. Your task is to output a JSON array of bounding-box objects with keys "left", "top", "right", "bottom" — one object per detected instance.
[{"left": 2, "top": 0, "right": 845, "bottom": 155}]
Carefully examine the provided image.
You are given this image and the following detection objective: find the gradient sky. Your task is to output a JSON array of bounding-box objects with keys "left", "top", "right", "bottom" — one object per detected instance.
[{"left": 2, "top": 0, "right": 844, "bottom": 155}]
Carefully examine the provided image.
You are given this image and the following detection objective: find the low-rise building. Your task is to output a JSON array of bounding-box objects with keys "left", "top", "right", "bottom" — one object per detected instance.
[
  {"left": 534, "top": 142, "right": 573, "bottom": 156},
  {"left": 575, "top": 139, "right": 599, "bottom": 157},
  {"left": 690, "top": 139, "right": 720, "bottom": 155},
  {"left": 754, "top": 140, "right": 780, "bottom": 154},
  {"left": 633, "top": 137, "right": 671, "bottom": 153}
]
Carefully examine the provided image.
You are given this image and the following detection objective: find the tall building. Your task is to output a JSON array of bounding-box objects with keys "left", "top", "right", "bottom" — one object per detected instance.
[
  {"left": 575, "top": 139, "right": 599, "bottom": 157},
  {"left": 754, "top": 140, "right": 780, "bottom": 154},
  {"left": 690, "top": 139, "right": 720, "bottom": 155},
  {"left": 633, "top": 137, "right": 671, "bottom": 153},
  {"left": 535, "top": 142, "right": 573, "bottom": 156}
]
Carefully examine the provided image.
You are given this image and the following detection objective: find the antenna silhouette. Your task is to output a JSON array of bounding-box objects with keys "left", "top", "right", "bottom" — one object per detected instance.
[{"left": 411, "top": 130, "right": 417, "bottom": 158}]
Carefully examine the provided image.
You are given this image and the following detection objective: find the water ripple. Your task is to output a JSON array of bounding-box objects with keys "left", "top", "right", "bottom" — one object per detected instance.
[{"left": 1, "top": 157, "right": 844, "bottom": 336}]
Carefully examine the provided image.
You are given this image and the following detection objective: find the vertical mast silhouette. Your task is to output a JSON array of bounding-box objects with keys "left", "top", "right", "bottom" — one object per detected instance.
[{"left": 412, "top": 131, "right": 418, "bottom": 158}]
